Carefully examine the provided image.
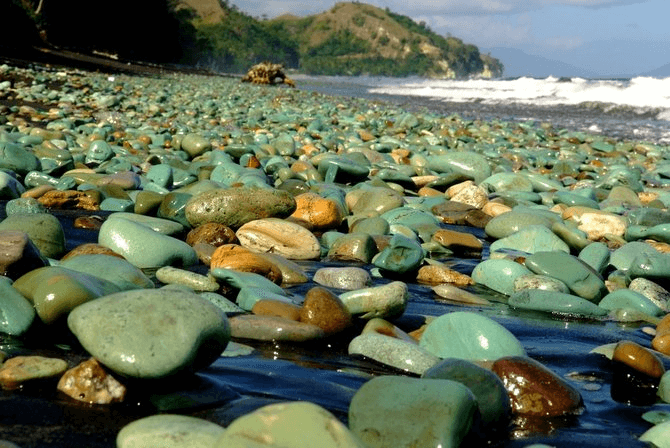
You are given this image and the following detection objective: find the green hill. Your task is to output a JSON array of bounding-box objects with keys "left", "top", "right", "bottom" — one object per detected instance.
[{"left": 194, "top": 1, "right": 503, "bottom": 78}]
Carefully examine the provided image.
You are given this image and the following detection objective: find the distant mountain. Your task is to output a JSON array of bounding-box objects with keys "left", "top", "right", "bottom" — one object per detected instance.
[
  {"left": 190, "top": 1, "right": 503, "bottom": 78},
  {"left": 483, "top": 47, "right": 597, "bottom": 78},
  {"left": 642, "top": 62, "right": 670, "bottom": 78}
]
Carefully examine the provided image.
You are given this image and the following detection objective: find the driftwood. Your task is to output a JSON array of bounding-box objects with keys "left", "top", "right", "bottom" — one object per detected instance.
[{"left": 241, "top": 62, "right": 295, "bottom": 87}]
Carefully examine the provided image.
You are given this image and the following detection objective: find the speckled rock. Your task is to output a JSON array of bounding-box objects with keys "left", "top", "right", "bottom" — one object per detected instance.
[
  {"left": 339, "top": 281, "right": 408, "bottom": 319},
  {"left": 57, "top": 358, "right": 126, "bottom": 404},
  {"left": 236, "top": 218, "right": 320, "bottom": 260},
  {"left": 313, "top": 267, "right": 371, "bottom": 290}
]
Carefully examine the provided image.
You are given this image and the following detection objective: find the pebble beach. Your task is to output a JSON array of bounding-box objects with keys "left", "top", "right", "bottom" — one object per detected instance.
[{"left": 1, "top": 61, "right": 670, "bottom": 447}]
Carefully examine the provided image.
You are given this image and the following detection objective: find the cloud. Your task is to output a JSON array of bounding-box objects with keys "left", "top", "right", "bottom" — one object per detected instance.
[{"left": 418, "top": 13, "right": 534, "bottom": 48}]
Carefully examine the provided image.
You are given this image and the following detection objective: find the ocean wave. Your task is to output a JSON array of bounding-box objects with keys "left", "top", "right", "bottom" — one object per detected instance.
[{"left": 363, "top": 75, "right": 670, "bottom": 121}]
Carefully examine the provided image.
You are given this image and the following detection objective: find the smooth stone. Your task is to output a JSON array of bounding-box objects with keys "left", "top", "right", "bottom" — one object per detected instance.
[
  {"left": 509, "top": 289, "right": 608, "bottom": 317},
  {"left": 299, "top": 286, "right": 352, "bottom": 334},
  {"left": 216, "top": 401, "right": 364, "bottom": 448},
  {"left": 155, "top": 266, "right": 219, "bottom": 292},
  {"left": 290, "top": 192, "right": 344, "bottom": 230},
  {"left": 492, "top": 356, "right": 583, "bottom": 417},
  {"left": 145, "top": 164, "right": 173, "bottom": 189},
  {"left": 525, "top": 251, "right": 608, "bottom": 302},
  {"left": 60, "top": 242, "right": 123, "bottom": 260},
  {"left": 105, "top": 212, "right": 184, "bottom": 236},
  {"left": 133, "top": 190, "right": 165, "bottom": 215},
  {"left": 372, "top": 234, "right": 424, "bottom": 276},
  {"left": 186, "top": 222, "right": 238, "bottom": 247},
  {"left": 629, "top": 251, "right": 670, "bottom": 283},
  {"left": 339, "top": 281, "right": 408, "bottom": 320},
  {"left": 471, "top": 259, "right": 533, "bottom": 296},
  {"left": 199, "top": 292, "right": 244, "bottom": 315},
  {"left": 98, "top": 218, "right": 197, "bottom": 269},
  {"left": 209, "top": 268, "right": 286, "bottom": 297},
  {"left": 422, "top": 358, "right": 511, "bottom": 427},
  {"left": 349, "top": 216, "right": 390, "bottom": 235},
  {"left": 252, "top": 299, "right": 302, "bottom": 321},
  {"left": 612, "top": 340, "right": 665, "bottom": 378},
  {"left": 185, "top": 187, "right": 296, "bottom": 228},
  {"left": 417, "top": 265, "right": 474, "bottom": 287},
  {"left": 5, "top": 197, "right": 46, "bottom": 215},
  {"left": 181, "top": 133, "right": 212, "bottom": 158},
  {"left": 349, "top": 375, "right": 477, "bottom": 448},
  {"left": 427, "top": 151, "right": 491, "bottom": 183},
  {"left": 229, "top": 314, "right": 325, "bottom": 341},
  {"left": 379, "top": 207, "right": 440, "bottom": 241},
  {"left": 629, "top": 277, "right": 670, "bottom": 312},
  {"left": 209, "top": 244, "right": 282, "bottom": 284},
  {"left": 551, "top": 220, "right": 591, "bottom": 251},
  {"left": 156, "top": 192, "right": 192, "bottom": 227},
  {"left": 485, "top": 210, "right": 558, "bottom": 239},
  {"left": 598, "top": 289, "right": 664, "bottom": 317},
  {"left": 13, "top": 266, "right": 121, "bottom": 324},
  {"left": 490, "top": 225, "right": 569, "bottom": 254},
  {"left": 419, "top": 311, "right": 526, "bottom": 361},
  {"left": 0, "top": 213, "right": 65, "bottom": 259},
  {"left": 578, "top": 242, "right": 610, "bottom": 275},
  {"left": 236, "top": 218, "right": 320, "bottom": 260},
  {"left": 327, "top": 232, "right": 378, "bottom": 263},
  {"left": 625, "top": 223, "right": 670, "bottom": 244},
  {"left": 0, "top": 142, "right": 40, "bottom": 176},
  {"left": 254, "top": 252, "right": 309, "bottom": 284},
  {"left": 84, "top": 140, "right": 113, "bottom": 164},
  {"left": 57, "top": 358, "right": 126, "bottom": 404},
  {"left": 0, "top": 356, "right": 68, "bottom": 390},
  {"left": 639, "top": 419, "right": 670, "bottom": 447},
  {"left": 313, "top": 267, "right": 371, "bottom": 290},
  {"left": 432, "top": 283, "right": 491, "bottom": 305},
  {"left": 610, "top": 241, "right": 659, "bottom": 271},
  {"left": 59, "top": 254, "right": 154, "bottom": 290},
  {"left": 431, "top": 228, "right": 482, "bottom": 256},
  {"left": 659, "top": 371, "right": 670, "bottom": 403},
  {"left": 448, "top": 181, "right": 488, "bottom": 208},
  {"left": 554, "top": 190, "right": 600, "bottom": 209},
  {"left": 360, "top": 318, "right": 417, "bottom": 344},
  {"left": 348, "top": 186, "right": 404, "bottom": 216},
  {"left": 0, "top": 171, "right": 25, "bottom": 199},
  {"left": 0, "top": 277, "right": 35, "bottom": 335},
  {"left": 482, "top": 172, "right": 534, "bottom": 193},
  {"left": 0, "top": 230, "right": 47, "bottom": 279},
  {"left": 100, "top": 197, "right": 134, "bottom": 212},
  {"left": 562, "top": 207, "right": 627, "bottom": 240},
  {"left": 68, "top": 289, "right": 230, "bottom": 379},
  {"left": 513, "top": 274, "right": 570, "bottom": 293},
  {"left": 118, "top": 414, "right": 224, "bottom": 448}
]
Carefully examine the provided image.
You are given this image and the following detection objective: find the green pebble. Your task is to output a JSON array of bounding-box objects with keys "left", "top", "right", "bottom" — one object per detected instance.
[
  {"left": 471, "top": 259, "right": 532, "bottom": 296},
  {"left": 373, "top": 234, "right": 424, "bottom": 276},
  {"left": 117, "top": 414, "right": 225, "bottom": 448},
  {"left": 0, "top": 277, "right": 35, "bottom": 335},
  {"left": 598, "top": 288, "right": 664, "bottom": 317},
  {"left": 509, "top": 289, "right": 608, "bottom": 317}
]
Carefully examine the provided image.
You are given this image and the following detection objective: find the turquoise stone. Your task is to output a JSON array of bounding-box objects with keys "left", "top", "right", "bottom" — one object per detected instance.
[
  {"left": 59, "top": 254, "right": 154, "bottom": 291},
  {"left": 0, "top": 142, "right": 41, "bottom": 176},
  {"left": 489, "top": 225, "right": 569, "bottom": 254},
  {"left": 481, "top": 172, "right": 533, "bottom": 192},
  {"left": 525, "top": 251, "right": 608, "bottom": 302},
  {"left": 0, "top": 171, "right": 25, "bottom": 199},
  {"left": 106, "top": 212, "right": 184, "bottom": 236},
  {"left": 551, "top": 221, "right": 591, "bottom": 251},
  {"left": 157, "top": 192, "right": 193, "bottom": 227},
  {"left": 0, "top": 277, "right": 35, "bottom": 335},
  {"left": 658, "top": 371, "right": 670, "bottom": 404},
  {"left": 117, "top": 414, "right": 225, "bottom": 448},
  {"left": 626, "top": 223, "right": 670, "bottom": 244},
  {"left": 471, "top": 259, "right": 532, "bottom": 296},
  {"left": 372, "top": 234, "right": 424, "bottom": 276},
  {"left": 98, "top": 218, "right": 197, "bottom": 269},
  {"left": 639, "top": 419, "right": 670, "bottom": 446},
  {"left": 146, "top": 164, "right": 174, "bottom": 188},
  {"left": 578, "top": 242, "right": 610, "bottom": 275},
  {"left": 5, "top": 197, "right": 46, "bottom": 215},
  {"left": 348, "top": 333, "right": 439, "bottom": 375},
  {"left": 349, "top": 376, "right": 477, "bottom": 448},
  {"left": 427, "top": 151, "right": 491, "bottom": 183},
  {"left": 610, "top": 242, "right": 659, "bottom": 271},
  {"left": 553, "top": 191, "right": 600, "bottom": 209},
  {"left": 68, "top": 289, "right": 230, "bottom": 379},
  {"left": 100, "top": 198, "right": 134, "bottom": 212},
  {"left": 379, "top": 207, "right": 440, "bottom": 241},
  {"left": 0, "top": 213, "right": 65, "bottom": 259},
  {"left": 181, "top": 133, "right": 211, "bottom": 158},
  {"left": 509, "top": 289, "right": 608, "bottom": 317},
  {"left": 422, "top": 358, "right": 511, "bottom": 427},
  {"left": 628, "top": 251, "right": 670, "bottom": 282},
  {"left": 419, "top": 311, "right": 526, "bottom": 361},
  {"left": 598, "top": 289, "right": 664, "bottom": 317},
  {"left": 85, "top": 140, "right": 114, "bottom": 164},
  {"left": 484, "top": 210, "right": 558, "bottom": 239}
]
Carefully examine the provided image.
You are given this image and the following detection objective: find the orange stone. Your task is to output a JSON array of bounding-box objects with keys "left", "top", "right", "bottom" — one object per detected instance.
[
  {"left": 361, "top": 318, "right": 417, "bottom": 344},
  {"left": 416, "top": 265, "right": 474, "bottom": 286},
  {"left": 417, "top": 187, "right": 443, "bottom": 197},
  {"left": 431, "top": 229, "right": 483, "bottom": 255},
  {"left": 656, "top": 314, "right": 670, "bottom": 335},
  {"left": 210, "top": 244, "right": 283, "bottom": 284},
  {"left": 652, "top": 333, "right": 670, "bottom": 356},
  {"left": 57, "top": 358, "right": 126, "bottom": 404},
  {"left": 252, "top": 299, "right": 302, "bottom": 321},
  {"left": 290, "top": 192, "right": 344, "bottom": 231},
  {"left": 37, "top": 190, "right": 100, "bottom": 211},
  {"left": 299, "top": 286, "right": 352, "bottom": 334},
  {"left": 0, "top": 356, "right": 68, "bottom": 390},
  {"left": 613, "top": 340, "right": 665, "bottom": 378}
]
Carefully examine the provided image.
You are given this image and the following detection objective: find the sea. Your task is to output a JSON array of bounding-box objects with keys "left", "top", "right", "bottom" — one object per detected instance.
[{"left": 294, "top": 74, "right": 670, "bottom": 145}]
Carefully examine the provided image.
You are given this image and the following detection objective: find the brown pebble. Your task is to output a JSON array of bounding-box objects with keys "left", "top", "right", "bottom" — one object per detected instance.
[
  {"left": 492, "top": 356, "right": 583, "bottom": 417},
  {"left": 290, "top": 192, "right": 344, "bottom": 231},
  {"left": 60, "top": 243, "right": 126, "bottom": 261},
  {"left": 299, "top": 286, "right": 352, "bottom": 334},
  {"left": 613, "top": 340, "right": 665, "bottom": 378},
  {"left": 192, "top": 242, "right": 217, "bottom": 266},
  {"left": 21, "top": 184, "right": 55, "bottom": 199},
  {"left": 652, "top": 333, "right": 670, "bottom": 356},
  {"left": 229, "top": 314, "right": 325, "bottom": 341},
  {"left": 186, "top": 222, "right": 238, "bottom": 247},
  {"left": 0, "top": 356, "right": 68, "bottom": 390},
  {"left": 73, "top": 215, "right": 105, "bottom": 230},
  {"left": 416, "top": 265, "right": 474, "bottom": 286},
  {"left": 57, "top": 358, "right": 126, "bottom": 404},
  {"left": 210, "top": 244, "right": 282, "bottom": 284},
  {"left": 431, "top": 229, "right": 483, "bottom": 255},
  {"left": 37, "top": 190, "right": 100, "bottom": 211},
  {"left": 252, "top": 299, "right": 302, "bottom": 321}
]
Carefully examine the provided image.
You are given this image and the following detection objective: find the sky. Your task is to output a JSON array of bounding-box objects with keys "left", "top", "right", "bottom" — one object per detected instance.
[{"left": 231, "top": 0, "right": 670, "bottom": 77}]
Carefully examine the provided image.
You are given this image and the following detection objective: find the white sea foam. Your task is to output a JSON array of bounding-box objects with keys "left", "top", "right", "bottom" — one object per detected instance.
[{"left": 360, "top": 75, "right": 670, "bottom": 120}]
